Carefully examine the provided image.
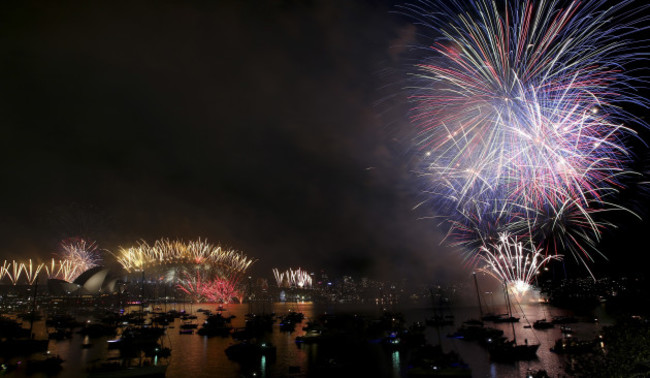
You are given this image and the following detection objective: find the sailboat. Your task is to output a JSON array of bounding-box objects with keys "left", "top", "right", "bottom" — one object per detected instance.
[
  {"left": 448, "top": 273, "right": 504, "bottom": 342},
  {"left": 491, "top": 288, "right": 520, "bottom": 323},
  {"left": 425, "top": 287, "right": 454, "bottom": 327},
  {"left": 470, "top": 273, "right": 512, "bottom": 323},
  {"left": 487, "top": 282, "right": 539, "bottom": 361}
]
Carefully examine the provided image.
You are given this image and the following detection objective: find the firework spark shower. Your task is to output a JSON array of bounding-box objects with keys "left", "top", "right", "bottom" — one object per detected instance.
[
  {"left": 401, "top": 0, "right": 649, "bottom": 271},
  {"left": 272, "top": 268, "right": 313, "bottom": 288},
  {"left": 116, "top": 238, "right": 254, "bottom": 303},
  {"left": 58, "top": 238, "right": 102, "bottom": 280},
  {"left": 478, "top": 232, "right": 562, "bottom": 298}
]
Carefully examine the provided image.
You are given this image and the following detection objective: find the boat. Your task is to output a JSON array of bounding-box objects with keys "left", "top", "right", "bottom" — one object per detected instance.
[
  {"left": 532, "top": 319, "right": 554, "bottom": 330},
  {"left": 197, "top": 313, "right": 233, "bottom": 336},
  {"left": 493, "top": 315, "right": 520, "bottom": 323},
  {"left": 488, "top": 340, "right": 540, "bottom": 361},
  {"left": 110, "top": 326, "right": 166, "bottom": 349},
  {"left": 471, "top": 273, "right": 508, "bottom": 324},
  {"left": 481, "top": 313, "right": 505, "bottom": 322},
  {"left": 487, "top": 281, "right": 539, "bottom": 361},
  {"left": 462, "top": 319, "right": 484, "bottom": 326},
  {"left": 426, "top": 315, "right": 454, "bottom": 327},
  {"left": 551, "top": 315, "right": 578, "bottom": 324},
  {"left": 278, "top": 312, "right": 304, "bottom": 332},
  {"left": 295, "top": 329, "right": 324, "bottom": 344},
  {"left": 179, "top": 321, "right": 198, "bottom": 329}
]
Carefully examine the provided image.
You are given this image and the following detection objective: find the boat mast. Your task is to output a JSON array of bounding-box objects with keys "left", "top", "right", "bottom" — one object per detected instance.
[
  {"left": 472, "top": 272, "right": 483, "bottom": 318},
  {"left": 141, "top": 270, "right": 145, "bottom": 321},
  {"left": 29, "top": 280, "right": 38, "bottom": 339},
  {"left": 247, "top": 276, "right": 253, "bottom": 314},
  {"left": 504, "top": 282, "right": 517, "bottom": 345}
]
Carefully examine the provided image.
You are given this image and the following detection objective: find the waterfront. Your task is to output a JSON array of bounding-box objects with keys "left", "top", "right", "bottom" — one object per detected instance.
[{"left": 0, "top": 300, "right": 611, "bottom": 378}]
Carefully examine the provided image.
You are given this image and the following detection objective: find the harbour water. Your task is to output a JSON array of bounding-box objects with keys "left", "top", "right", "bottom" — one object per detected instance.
[{"left": 3, "top": 300, "right": 610, "bottom": 377}]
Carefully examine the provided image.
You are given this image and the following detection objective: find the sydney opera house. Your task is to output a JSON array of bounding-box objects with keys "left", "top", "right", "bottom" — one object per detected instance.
[{"left": 46, "top": 266, "right": 118, "bottom": 296}]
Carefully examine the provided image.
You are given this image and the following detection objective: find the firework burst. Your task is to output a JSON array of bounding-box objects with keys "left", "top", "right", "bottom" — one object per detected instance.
[
  {"left": 176, "top": 271, "right": 241, "bottom": 303},
  {"left": 116, "top": 238, "right": 253, "bottom": 274},
  {"left": 116, "top": 238, "right": 254, "bottom": 303},
  {"left": 273, "top": 268, "right": 285, "bottom": 287},
  {"left": 401, "top": 0, "right": 648, "bottom": 266},
  {"left": 45, "top": 259, "right": 79, "bottom": 282},
  {"left": 58, "top": 238, "right": 102, "bottom": 280},
  {"left": 4, "top": 260, "right": 22, "bottom": 285},
  {"left": 272, "top": 268, "right": 312, "bottom": 288},
  {"left": 21, "top": 260, "right": 44, "bottom": 285},
  {"left": 478, "top": 233, "right": 562, "bottom": 298},
  {"left": 0, "top": 260, "right": 45, "bottom": 285}
]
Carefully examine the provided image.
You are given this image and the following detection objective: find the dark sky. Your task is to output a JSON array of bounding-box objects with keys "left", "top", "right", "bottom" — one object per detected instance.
[
  {"left": 0, "top": 0, "right": 647, "bottom": 282},
  {"left": 0, "top": 0, "right": 466, "bottom": 281}
]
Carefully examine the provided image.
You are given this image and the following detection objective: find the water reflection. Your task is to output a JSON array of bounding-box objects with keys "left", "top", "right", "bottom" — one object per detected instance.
[
  {"left": 6, "top": 301, "right": 609, "bottom": 377},
  {"left": 391, "top": 350, "right": 400, "bottom": 378}
]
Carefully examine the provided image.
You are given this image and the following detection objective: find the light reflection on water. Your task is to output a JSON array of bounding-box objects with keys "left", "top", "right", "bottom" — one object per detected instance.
[
  {"left": 391, "top": 350, "right": 400, "bottom": 378},
  {"left": 9, "top": 301, "right": 609, "bottom": 377},
  {"left": 421, "top": 302, "right": 610, "bottom": 378}
]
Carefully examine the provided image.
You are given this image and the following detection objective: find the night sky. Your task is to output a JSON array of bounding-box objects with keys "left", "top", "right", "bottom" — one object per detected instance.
[{"left": 0, "top": 0, "right": 647, "bottom": 282}]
